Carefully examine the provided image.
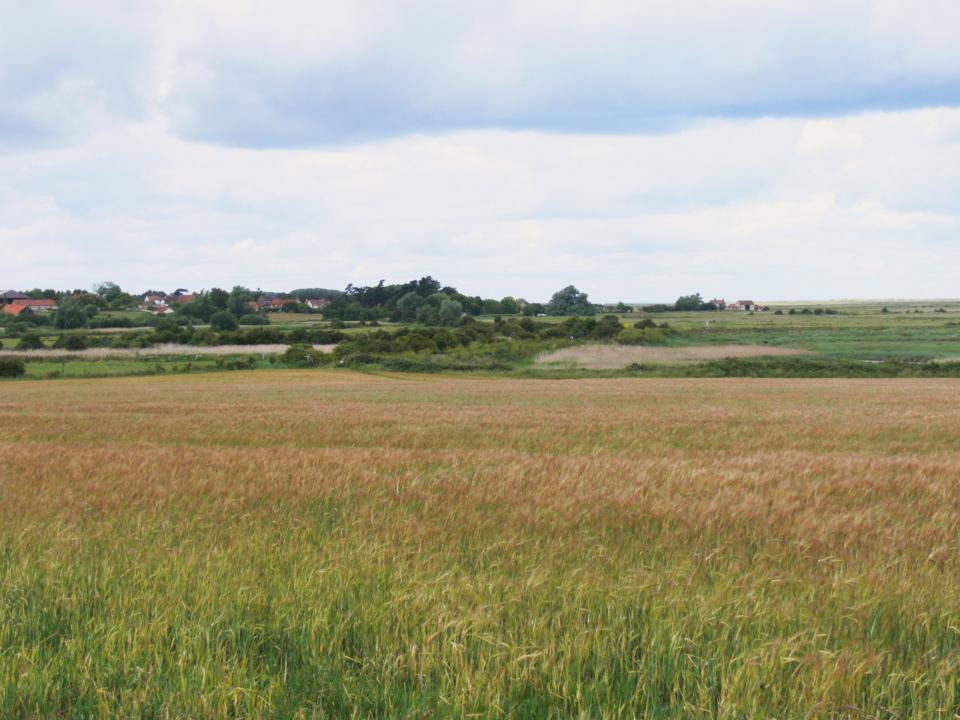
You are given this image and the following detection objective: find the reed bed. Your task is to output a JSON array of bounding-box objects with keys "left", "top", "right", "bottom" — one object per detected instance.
[{"left": 1, "top": 371, "right": 958, "bottom": 718}]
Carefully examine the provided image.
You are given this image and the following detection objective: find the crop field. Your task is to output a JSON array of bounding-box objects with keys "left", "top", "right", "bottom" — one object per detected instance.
[{"left": 1, "top": 371, "right": 959, "bottom": 718}]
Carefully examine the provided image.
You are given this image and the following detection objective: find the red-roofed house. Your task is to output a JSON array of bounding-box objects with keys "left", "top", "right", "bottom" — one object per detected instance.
[
  {"left": 9, "top": 298, "right": 58, "bottom": 312},
  {"left": 258, "top": 298, "right": 292, "bottom": 311}
]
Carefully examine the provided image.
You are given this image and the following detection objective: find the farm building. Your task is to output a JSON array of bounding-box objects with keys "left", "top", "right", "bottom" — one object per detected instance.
[
  {"left": 0, "top": 290, "right": 29, "bottom": 305},
  {"left": 3, "top": 298, "right": 58, "bottom": 313},
  {"left": 727, "top": 300, "right": 766, "bottom": 312},
  {"left": 139, "top": 294, "right": 179, "bottom": 314},
  {"left": 258, "top": 297, "right": 294, "bottom": 311}
]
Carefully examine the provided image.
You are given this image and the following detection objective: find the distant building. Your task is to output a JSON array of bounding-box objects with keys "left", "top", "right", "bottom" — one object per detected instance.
[
  {"left": 8, "top": 298, "right": 57, "bottom": 312},
  {"left": 727, "top": 300, "right": 766, "bottom": 312},
  {"left": 304, "top": 298, "right": 329, "bottom": 310},
  {"left": 710, "top": 298, "right": 727, "bottom": 310},
  {"left": 0, "top": 290, "right": 28, "bottom": 305},
  {"left": 258, "top": 298, "right": 291, "bottom": 311},
  {"left": 139, "top": 294, "right": 177, "bottom": 314}
]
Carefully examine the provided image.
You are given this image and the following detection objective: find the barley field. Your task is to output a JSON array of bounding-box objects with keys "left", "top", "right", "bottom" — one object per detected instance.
[{"left": 1, "top": 371, "right": 959, "bottom": 718}]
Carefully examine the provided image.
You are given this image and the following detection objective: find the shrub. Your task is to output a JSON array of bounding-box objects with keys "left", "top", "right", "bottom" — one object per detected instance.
[
  {"left": 591, "top": 315, "right": 625, "bottom": 339},
  {"left": 616, "top": 328, "right": 667, "bottom": 345},
  {"left": 0, "top": 358, "right": 26, "bottom": 378},
  {"left": 16, "top": 334, "right": 44, "bottom": 350},
  {"left": 66, "top": 335, "right": 88, "bottom": 351},
  {"left": 282, "top": 344, "right": 330, "bottom": 368},
  {"left": 209, "top": 311, "right": 239, "bottom": 331},
  {"left": 53, "top": 334, "right": 89, "bottom": 351},
  {"left": 238, "top": 314, "right": 269, "bottom": 326}
]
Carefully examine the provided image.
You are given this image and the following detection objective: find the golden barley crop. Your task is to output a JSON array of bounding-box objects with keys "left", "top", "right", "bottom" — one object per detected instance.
[{"left": 1, "top": 371, "right": 958, "bottom": 718}]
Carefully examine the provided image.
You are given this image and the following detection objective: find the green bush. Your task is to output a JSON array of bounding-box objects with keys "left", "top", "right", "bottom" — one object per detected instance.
[
  {"left": 53, "top": 334, "right": 89, "bottom": 351},
  {"left": 0, "top": 358, "right": 26, "bottom": 378},
  {"left": 282, "top": 344, "right": 330, "bottom": 368},
  {"left": 625, "top": 357, "right": 960, "bottom": 378},
  {"left": 616, "top": 328, "right": 667, "bottom": 345},
  {"left": 238, "top": 314, "right": 269, "bottom": 326},
  {"left": 209, "top": 311, "right": 239, "bottom": 331},
  {"left": 16, "top": 334, "right": 44, "bottom": 350}
]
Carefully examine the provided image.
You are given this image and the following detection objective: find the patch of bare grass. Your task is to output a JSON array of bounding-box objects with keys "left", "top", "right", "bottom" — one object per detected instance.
[
  {"left": 4, "top": 342, "right": 337, "bottom": 358},
  {"left": 537, "top": 342, "right": 814, "bottom": 368}
]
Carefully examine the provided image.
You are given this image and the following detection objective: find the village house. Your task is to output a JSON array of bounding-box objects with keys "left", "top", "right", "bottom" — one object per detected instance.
[
  {"left": 258, "top": 297, "right": 291, "bottom": 311},
  {"left": 17, "top": 298, "right": 58, "bottom": 311},
  {"left": 2, "top": 298, "right": 58, "bottom": 316},
  {"left": 727, "top": 300, "right": 766, "bottom": 312},
  {"left": 0, "top": 290, "right": 29, "bottom": 305},
  {"left": 138, "top": 294, "right": 170, "bottom": 312},
  {"left": 304, "top": 298, "right": 329, "bottom": 310}
]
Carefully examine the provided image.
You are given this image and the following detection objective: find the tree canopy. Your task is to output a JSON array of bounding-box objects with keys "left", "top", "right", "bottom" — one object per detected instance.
[{"left": 547, "top": 286, "right": 594, "bottom": 316}]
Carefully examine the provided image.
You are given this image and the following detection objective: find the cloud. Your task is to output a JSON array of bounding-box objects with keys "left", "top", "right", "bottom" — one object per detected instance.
[
  {"left": 3, "top": 1, "right": 960, "bottom": 149},
  {"left": 3, "top": 108, "right": 960, "bottom": 299},
  {"left": 3, "top": 1, "right": 960, "bottom": 300},
  {"left": 0, "top": 1, "right": 155, "bottom": 148},
  {"left": 155, "top": 0, "right": 960, "bottom": 146}
]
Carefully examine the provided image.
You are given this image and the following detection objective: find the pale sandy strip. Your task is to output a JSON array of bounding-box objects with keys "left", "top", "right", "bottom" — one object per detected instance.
[
  {"left": 2, "top": 343, "right": 338, "bottom": 359},
  {"left": 536, "top": 343, "right": 813, "bottom": 369}
]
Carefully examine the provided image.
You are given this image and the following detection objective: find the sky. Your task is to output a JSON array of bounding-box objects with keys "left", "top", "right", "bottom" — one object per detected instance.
[{"left": 2, "top": 1, "right": 960, "bottom": 302}]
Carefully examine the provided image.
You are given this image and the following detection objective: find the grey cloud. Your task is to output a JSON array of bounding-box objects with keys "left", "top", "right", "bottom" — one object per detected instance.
[
  {"left": 0, "top": 1, "right": 154, "bottom": 148},
  {"left": 4, "top": 2, "right": 960, "bottom": 148},
  {"left": 157, "top": 1, "right": 960, "bottom": 146}
]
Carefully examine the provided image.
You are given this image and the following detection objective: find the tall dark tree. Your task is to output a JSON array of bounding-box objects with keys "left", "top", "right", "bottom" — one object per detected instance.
[
  {"left": 227, "top": 287, "right": 255, "bottom": 317},
  {"left": 209, "top": 288, "right": 230, "bottom": 311},
  {"left": 54, "top": 299, "right": 89, "bottom": 329},
  {"left": 547, "top": 286, "right": 594, "bottom": 316},
  {"left": 94, "top": 281, "right": 122, "bottom": 303},
  {"left": 674, "top": 293, "right": 705, "bottom": 311}
]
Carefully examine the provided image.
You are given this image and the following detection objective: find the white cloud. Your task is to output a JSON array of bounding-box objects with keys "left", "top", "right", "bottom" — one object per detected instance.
[
  {"left": 2, "top": 1, "right": 960, "bottom": 299},
  {"left": 2, "top": 107, "right": 960, "bottom": 299},
  {"left": 5, "top": 1, "right": 960, "bottom": 147}
]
